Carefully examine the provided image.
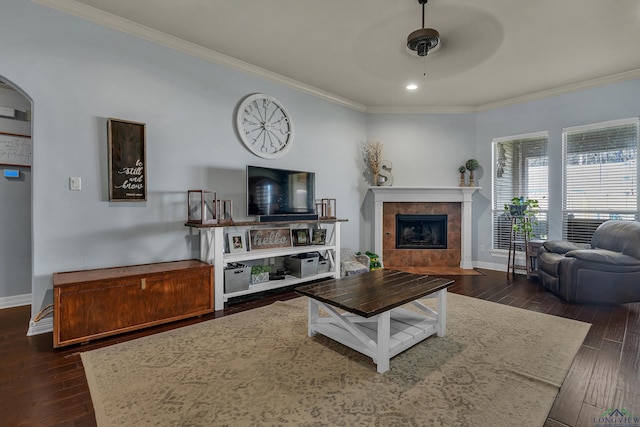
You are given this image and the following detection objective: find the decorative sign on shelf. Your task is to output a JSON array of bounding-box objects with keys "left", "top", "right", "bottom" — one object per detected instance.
[
  {"left": 107, "top": 118, "right": 146, "bottom": 201},
  {"left": 248, "top": 228, "right": 292, "bottom": 250}
]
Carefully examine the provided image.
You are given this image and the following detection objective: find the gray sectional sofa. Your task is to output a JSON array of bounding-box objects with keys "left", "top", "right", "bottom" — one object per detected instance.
[{"left": 537, "top": 220, "right": 640, "bottom": 304}]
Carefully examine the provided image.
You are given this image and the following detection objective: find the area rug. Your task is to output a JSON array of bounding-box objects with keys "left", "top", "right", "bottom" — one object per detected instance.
[{"left": 81, "top": 294, "right": 590, "bottom": 427}]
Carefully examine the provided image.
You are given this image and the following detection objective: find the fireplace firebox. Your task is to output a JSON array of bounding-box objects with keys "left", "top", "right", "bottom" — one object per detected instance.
[{"left": 396, "top": 214, "right": 447, "bottom": 249}]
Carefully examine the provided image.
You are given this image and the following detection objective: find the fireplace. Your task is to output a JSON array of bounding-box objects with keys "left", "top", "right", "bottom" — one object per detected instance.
[
  {"left": 370, "top": 187, "right": 479, "bottom": 269},
  {"left": 396, "top": 214, "right": 447, "bottom": 249}
]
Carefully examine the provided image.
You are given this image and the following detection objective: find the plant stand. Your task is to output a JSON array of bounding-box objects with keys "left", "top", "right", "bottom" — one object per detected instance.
[
  {"left": 526, "top": 239, "right": 545, "bottom": 280},
  {"left": 507, "top": 216, "right": 530, "bottom": 276}
]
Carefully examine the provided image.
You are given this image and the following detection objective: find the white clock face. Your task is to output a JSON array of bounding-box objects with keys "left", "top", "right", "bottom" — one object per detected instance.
[{"left": 236, "top": 94, "right": 293, "bottom": 159}]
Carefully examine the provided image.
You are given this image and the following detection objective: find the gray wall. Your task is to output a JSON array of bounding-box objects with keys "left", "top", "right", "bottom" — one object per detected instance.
[{"left": 0, "top": 0, "right": 367, "bottom": 319}]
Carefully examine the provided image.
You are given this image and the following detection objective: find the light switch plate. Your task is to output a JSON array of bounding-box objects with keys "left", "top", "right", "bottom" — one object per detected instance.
[{"left": 69, "top": 177, "right": 81, "bottom": 191}]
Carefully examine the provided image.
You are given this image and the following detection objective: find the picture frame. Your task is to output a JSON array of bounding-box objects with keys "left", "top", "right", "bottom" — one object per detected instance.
[
  {"left": 311, "top": 229, "right": 327, "bottom": 245},
  {"left": 292, "top": 229, "right": 310, "bottom": 246},
  {"left": 227, "top": 232, "right": 247, "bottom": 254},
  {"left": 107, "top": 118, "right": 147, "bottom": 201}
]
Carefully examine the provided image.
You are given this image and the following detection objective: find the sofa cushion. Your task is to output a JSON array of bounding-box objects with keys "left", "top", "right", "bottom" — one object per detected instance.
[
  {"left": 543, "top": 240, "right": 590, "bottom": 254},
  {"left": 591, "top": 220, "right": 640, "bottom": 259},
  {"left": 566, "top": 248, "right": 640, "bottom": 266}
]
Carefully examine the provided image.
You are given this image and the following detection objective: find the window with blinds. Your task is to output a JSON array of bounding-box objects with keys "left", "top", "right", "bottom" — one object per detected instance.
[
  {"left": 492, "top": 132, "right": 549, "bottom": 250},
  {"left": 562, "top": 118, "right": 639, "bottom": 243}
]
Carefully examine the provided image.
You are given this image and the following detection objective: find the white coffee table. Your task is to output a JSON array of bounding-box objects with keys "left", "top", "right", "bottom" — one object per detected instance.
[{"left": 295, "top": 269, "right": 453, "bottom": 373}]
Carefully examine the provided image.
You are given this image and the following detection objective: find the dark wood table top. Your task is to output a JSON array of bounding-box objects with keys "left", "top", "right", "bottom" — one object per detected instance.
[{"left": 295, "top": 269, "right": 454, "bottom": 318}]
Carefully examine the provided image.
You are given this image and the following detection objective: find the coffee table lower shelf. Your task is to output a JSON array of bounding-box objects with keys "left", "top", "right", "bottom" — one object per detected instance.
[{"left": 306, "top": 289, "right": 446, "bottom": 373}]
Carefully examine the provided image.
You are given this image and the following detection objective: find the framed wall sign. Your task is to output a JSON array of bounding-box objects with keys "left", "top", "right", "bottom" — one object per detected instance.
[
  {"left": 248, "top": 228, "right": 292, "bottom": 250},
  {"left": 107, "top": 118, "right": 146, "bottom": 201},
  {"left": 0, "top": 132, "right": 32, "bottom": 167}
]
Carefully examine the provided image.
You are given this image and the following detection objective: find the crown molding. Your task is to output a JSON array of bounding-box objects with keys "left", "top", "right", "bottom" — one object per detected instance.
[
  {"left": 29, "top": 0, "right": 640, "bottom": 115},
  {"left": 366, "top": 105, "right": 477, "bottom": 114},
  {"left": 367, "top": 69, "right": 640, "bottom": 114},
  {"left": 475, "top": 69, "right": 640, "bottom": 112},
  {"left": 31, "top": 0, "right": 367, "bottom": 112}
]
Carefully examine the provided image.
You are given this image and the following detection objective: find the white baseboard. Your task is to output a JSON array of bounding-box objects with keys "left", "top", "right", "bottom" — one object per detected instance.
[
  {"left": 0, "top": 293, "right": 31, "bottom": 309},
  {"left": 474, "top": 261, "right": 507, "bottom": 272},
  {"left": 0, "top": 293, "right": 54, "bottom": 336},
  {"left": 27, "top": 317, "right": 53, "bottom": 336},
  {"left": 474, "top": 261, "right": 527, "bottom": 275}
]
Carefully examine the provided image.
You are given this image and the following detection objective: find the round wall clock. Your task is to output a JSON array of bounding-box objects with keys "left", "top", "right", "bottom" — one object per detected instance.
[{"left": 236, "top": 93, "right": 293, "bottom": 159}]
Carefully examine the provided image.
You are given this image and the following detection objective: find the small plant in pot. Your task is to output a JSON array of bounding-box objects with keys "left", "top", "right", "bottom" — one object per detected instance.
[
  {"left": 504, "top": 197, "right": 540, "bottom": 238},
  {"left": 465, "top": 159, "right": 479, "bottom": 186},
  {"left": 250, "top": 265, "right": 271, "bottom": 285},
  {"left": 458, "top": 165, "right": 466, "bottom": 186}
]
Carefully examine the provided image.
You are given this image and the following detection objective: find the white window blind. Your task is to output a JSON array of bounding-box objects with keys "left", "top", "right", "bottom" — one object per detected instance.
[
  {"left": 562, "top": 118, "right": 639, "bottom": 243},
  {"left": 492, "top": 132, "right": 549, "bottom": 250}
]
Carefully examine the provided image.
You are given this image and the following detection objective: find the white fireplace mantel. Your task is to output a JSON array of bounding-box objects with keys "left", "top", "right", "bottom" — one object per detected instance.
[{"left": 369, "top": 186, "right": 480, "bottom": 269}]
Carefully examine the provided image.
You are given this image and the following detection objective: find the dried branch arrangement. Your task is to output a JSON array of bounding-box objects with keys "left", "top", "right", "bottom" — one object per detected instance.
[{"left": 363, "top": 141, "right": 383, "bottom": 185}]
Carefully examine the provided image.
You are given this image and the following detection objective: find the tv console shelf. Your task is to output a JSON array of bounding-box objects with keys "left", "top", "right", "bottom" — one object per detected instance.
[{"left": 186, "top": 219, "right": 347, "bottom": 310}]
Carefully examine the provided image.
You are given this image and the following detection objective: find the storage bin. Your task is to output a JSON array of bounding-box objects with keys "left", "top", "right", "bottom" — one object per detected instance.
[
  {"left": 317, "top": 259, "right": 330, "bottom": 273},
  {"left": 224, "top": 263, "right": 250, "bottom": 292},
  {"left": 285, "top": 255, "right": 319, "bottom": 278}
]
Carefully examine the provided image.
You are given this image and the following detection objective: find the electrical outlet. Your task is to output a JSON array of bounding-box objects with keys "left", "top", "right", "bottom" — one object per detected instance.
[{"left": 480, "top": 244, "right": 485, "bottom": 252}]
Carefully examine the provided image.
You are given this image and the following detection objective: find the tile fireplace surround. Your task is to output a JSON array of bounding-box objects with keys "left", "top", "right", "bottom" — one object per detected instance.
[{"left": 370, "top": 187, "right": 480, "bottom": 270}]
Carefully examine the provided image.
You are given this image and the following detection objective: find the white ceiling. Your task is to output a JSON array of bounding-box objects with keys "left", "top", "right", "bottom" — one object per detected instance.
[{"left": 37, "top": 0, "right": 640, "bottom": 112}]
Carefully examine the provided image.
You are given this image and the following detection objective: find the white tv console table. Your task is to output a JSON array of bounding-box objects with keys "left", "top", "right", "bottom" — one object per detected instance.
[{"left": 186, "top": 219, "right": 346, "bottom": 310}]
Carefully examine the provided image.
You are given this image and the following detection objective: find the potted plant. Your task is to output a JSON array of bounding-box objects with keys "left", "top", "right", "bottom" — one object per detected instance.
[
  {"left": 465, "top": 159, "right": 479, "bottom": 186},
  {"left": 250, "top": 265, "right": 271, "bottom": 285},
  {"left": 458, "top": 165, "right": 466, "bottom": 187},
  {"left": 504, "top": 197, "right": 540, "bottom": 238}
]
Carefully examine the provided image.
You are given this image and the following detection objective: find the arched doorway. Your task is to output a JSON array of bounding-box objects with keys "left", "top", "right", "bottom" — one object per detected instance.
[{"left": 0, "top": 77, "right": 33, "bottom": 310}]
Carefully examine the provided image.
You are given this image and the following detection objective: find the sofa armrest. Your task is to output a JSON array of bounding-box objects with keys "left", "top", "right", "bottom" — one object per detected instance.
[
  {"left": 543, "top": 240, "right": 591, "bottom": 254},
  {"left": 566, "top": 249, "right": 640, "bottom": 266}
]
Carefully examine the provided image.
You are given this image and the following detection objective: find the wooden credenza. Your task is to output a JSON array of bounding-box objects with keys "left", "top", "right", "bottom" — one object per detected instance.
[{"left": 53, "top": 259, "right": 213, "bottom": 348}]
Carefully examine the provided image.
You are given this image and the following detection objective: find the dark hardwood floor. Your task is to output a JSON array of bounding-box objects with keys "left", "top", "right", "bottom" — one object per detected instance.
[{"left": 1, "top": 269, "right": 638, "bottom": 426}]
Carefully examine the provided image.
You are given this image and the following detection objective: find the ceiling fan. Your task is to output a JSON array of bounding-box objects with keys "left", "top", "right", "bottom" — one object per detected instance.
[{"left": 407, "top": 0, "right": 440, "bottom": 57}]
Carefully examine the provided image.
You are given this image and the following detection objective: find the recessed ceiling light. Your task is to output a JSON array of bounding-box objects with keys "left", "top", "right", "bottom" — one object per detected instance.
[{"left": 406, "top": 83, "right": 418, "bottom": 90}]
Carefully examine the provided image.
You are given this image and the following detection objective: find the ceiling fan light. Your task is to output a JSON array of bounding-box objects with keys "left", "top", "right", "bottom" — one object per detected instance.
[{"left": 407, "top": 28, "right": 440, "bottom": 57}]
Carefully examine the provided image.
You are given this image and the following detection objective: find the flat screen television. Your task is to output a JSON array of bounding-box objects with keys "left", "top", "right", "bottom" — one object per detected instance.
[{"left": 246, "top": 165, "right": 317, "bottom": 221}]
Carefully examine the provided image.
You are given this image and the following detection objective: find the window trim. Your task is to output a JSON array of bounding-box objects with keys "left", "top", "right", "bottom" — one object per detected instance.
[
  {"left": 491, "top": 130, "right": 549, "bottom": 252},
  {"left": 561, "top": 117, "right": 639, "bottom": 243}
]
